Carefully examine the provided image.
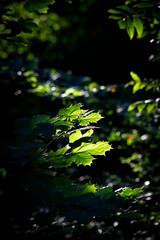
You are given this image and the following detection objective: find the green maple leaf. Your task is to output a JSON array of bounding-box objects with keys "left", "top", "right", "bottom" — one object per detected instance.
[
  {"left": 65, "top": 141, "right": 111, "bottom": 166},
  {"left": 65, "top": 152, "right": 95, "bottom": 166},
  {"left": 117, "top": 187, "right": 142, "bottom": 198},
  {"left": 69, "top": 129, "right": 94, "bottom": 143},
  {"left": 47, "top": 140, "right": 111, "bottom": 168},
  {"left": 59, "top": 104, "right": 87, "bottom": 120},
  {"left": 73, "top": 141, "right": 111, "bottom": 155},
  {"left": 47, "top": 147, "right": 68, "bottom": 168},
  {"left": 78, "top": 112, "right": 102, "bottom": 126}
]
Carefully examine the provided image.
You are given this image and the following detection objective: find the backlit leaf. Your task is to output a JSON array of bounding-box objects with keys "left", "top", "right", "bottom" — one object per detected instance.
[
  {"left": 78, "top": 112, "right": 102, "bottom": 126},
  {"left": 126, "top": 18, "right": 134, "bottom": 40},
  {"left": 73, "top": 141, "right": 111, "bottom": 155},
  {"left": 128, "top": 104, "right": 136, "bottom": 112},
  {"left": 66, "top": 152, "right": 95, "bottom": 166},
  {"left": 130, "top": 72, "right": 141, "bottom": 82},
  {"left": 133, "top": 17, "right": 143, "bottom": 38},
  {"left": 69, "top": 129, "right": 93, "bottom": 143},
  {"left": 118, "top": 188, "right": 142, "bottom": 198},
  {"left": 137, "top": 103, "right": 146, "bottom": 113},
  {"left": 146, "top": 103, "right": 157, "bottom": 114},
  {"left": 69, "top": 130, "right": 82, "bottom": 143},
  {"left": 59, "top": 104, "right": 87, "bottom": 120},
  {"left": 133, "top": 82, "right": 141, "bottom": 94}
]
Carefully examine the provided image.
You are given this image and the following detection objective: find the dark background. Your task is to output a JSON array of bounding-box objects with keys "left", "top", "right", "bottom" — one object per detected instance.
[{"left": 28, "top": 0, "right": 159, "bottom": 84}]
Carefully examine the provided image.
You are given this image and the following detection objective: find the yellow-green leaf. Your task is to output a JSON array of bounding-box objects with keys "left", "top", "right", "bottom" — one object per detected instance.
[
  {"left": 69, "top": 129, "right": 94, "bottom": 143},
  {"left": 128, "top": 104, "right": 136, "bottom": 112},
  {"left": 66, "top": 152, "right": 95, "bottom": 166},
  {"left": 78, "top": 112, "right": 102, "bottom": 126},
  {"left": 59, "top": 104, "right": 87, "bottom": 120},
  {"left": 73, "top": 141, "right": 111, "bottom": 155},
  {"left": 126, "top": 18, "right": 134, "bottom": 40},
  {"left": 133, "top": 17, "right": 143, "bottom": 38},
  {"left": 69, "top": 130, "right": 82, "bottom": 143},
  {"left": 133, "top": 82, "right": 141, "bottom": 93},
  {"left": 137, "top": 103, "right": 146, "bottom": 113},
  {"left": 130, "top": 72, "right": 141, "bottom": 82},
  {"left": 118, "top": 188, "right": 142, "bottom": 198}
]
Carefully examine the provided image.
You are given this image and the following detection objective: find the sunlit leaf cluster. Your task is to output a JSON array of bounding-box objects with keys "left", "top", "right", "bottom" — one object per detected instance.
[
  {"left": 0, "top": 102, "right": 143, "bottom": 237},
  {"left": 108, "top": 0, "right": 160, "bottom": 39}
]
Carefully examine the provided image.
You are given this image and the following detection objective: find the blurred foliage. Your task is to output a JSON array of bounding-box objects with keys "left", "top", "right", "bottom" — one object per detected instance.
[
  {"left": 108, "top": 0, "right": 160, "bottom": 39},
  {"left": 1, "top": 0, "right": 159, "bottom": 81},
  {"left": 108, "top": 0, "right": 160, "bottom": 64},
  {"left": 0, "top": 0, "right": 160, "bottom": 239}
]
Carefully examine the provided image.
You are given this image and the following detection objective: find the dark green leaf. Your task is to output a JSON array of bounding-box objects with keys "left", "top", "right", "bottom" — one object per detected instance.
[
  {"left": 33, "top": 122, "right": 56, "bottom": 139},
  {"left": 95, "top": 187, "right": 115, "bottom": 200},
  {"left": 109, "top": 15, "right": 122, "bottom": 20},
  {"left": 62, "top": 183, "right": 97, "bottom": 198},
  {"left": 108, "top": 9, "right": 124, "bottom": 15},
  {"left": 133, "top": 3, "right": 154, "bottom": 8},
  {"left": 19, "top": 18, "right": 37, "bottom": 33},
  {"left": 24, "top": 0, "right": 55, "bottom": 14},
  {"left": 118, "top": 19, "right": 126, "bottom": 29},
  {"left": 47, "top": 148, "right": 67, "bottom": 168},
  {"left": 32, "top": 115, "right": 50, "bottom": 125},
  {"left": 117, "top": 5, "right": 134, "bottom": 14}
]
